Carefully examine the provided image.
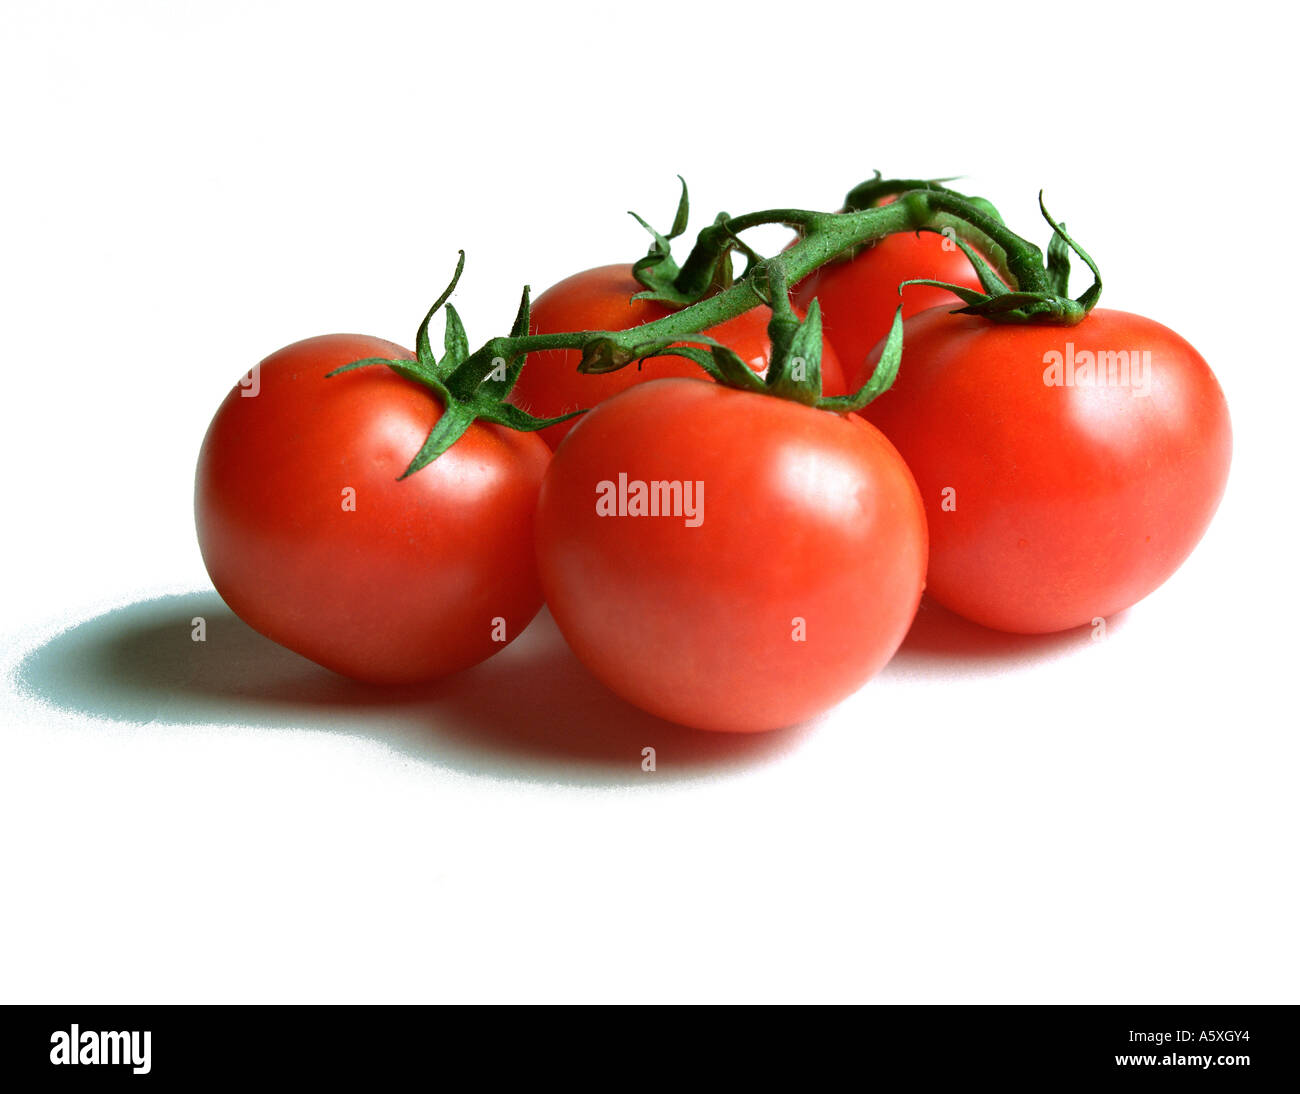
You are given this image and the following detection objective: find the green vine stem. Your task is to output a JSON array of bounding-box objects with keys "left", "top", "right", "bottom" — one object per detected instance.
[{"left": 338, "top": 176, "right": 1102, "bottom": 474}]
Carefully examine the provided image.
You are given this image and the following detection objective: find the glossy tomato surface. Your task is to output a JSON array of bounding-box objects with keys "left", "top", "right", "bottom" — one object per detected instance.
[
  {"left": 508, "top": 263, "right": 848, "bottom": 448},
  {"left": 535, "top": 379, "right": 928, "bottom": 732},
  {"left": 195, "top": 334, "right": 550, "bottom": 683},
  {"left": 858, "top": 307, "right": 1232, "bottom": 634},
  {"left": 794, "top": 231, "right": 983, "bottom": 378}
]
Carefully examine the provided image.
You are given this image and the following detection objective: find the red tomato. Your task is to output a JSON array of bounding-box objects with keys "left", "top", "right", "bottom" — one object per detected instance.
[
  {"left": 195, "top": 334, "right": 550, "bottom": 683},
  {"left": 794, "top": 231, "right": 984, "bottom": 378},
  {"left": 509, "top": 263, "right": 849, "bottom": 448},
  {"left": 857, "top": 307, "right": 1232, "bottom": 634},
  {"left": 535, "top": 379, "right": 927, "bottom": 732}
]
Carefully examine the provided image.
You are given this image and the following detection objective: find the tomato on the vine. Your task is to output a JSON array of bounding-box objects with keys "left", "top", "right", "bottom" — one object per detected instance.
[
  {"left": 794, "top": 231, "right": 983, "bottom": 377},
  {"left": 195, "top": 334, "right": 549, "bottom": 683},
  {"left": 855, "top": 307, "right": 1232, "bottom": 634},
  {"left": 535, "top": 378, "right": 927, "bottom": 732},
  {"left": 508, "top": 264, "right": 848, "bottom": 448}
]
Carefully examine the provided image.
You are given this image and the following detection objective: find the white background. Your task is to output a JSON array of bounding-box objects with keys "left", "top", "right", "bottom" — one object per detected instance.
[{"left": 2, "top": 1, "right": 1295, "bottom": 1003}]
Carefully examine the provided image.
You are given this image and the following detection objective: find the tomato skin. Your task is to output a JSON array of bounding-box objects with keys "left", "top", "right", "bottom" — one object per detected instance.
[
  {"left": 535, "top": 379, "right": 927, "bottom": 732},
  {"left": 195, "top": 334, "right": 550, "bottom": 683},
  {"left": 794, "top": 231, "right": 983, "bottom": 379},
  {"left": 508, "top": 264, "right": 848, "bottom": 448},
  {"left": 857, "top": 307, "right": 1232, "bottom": 634}
]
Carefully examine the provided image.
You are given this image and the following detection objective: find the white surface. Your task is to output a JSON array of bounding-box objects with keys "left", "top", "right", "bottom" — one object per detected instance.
[{"left": 1, "top": 1, "right": 1295, "bottom": 1003}]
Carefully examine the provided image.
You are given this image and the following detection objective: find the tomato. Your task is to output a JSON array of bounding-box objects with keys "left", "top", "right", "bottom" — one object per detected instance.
[
  {"left": 856, "top": 307, "right": 1232, "bottom": 634},
  {"left": 508, "top": 263, "right": 848, "bottom": 448},
  {"left": 195, "top": 334, "right": 550, "bottom": 683},
  {"left": 794, "top": 231, "right": 984, "bottom": 378},
  {"left": 535, "top": 379, "right": 927, "bottom": 732}
]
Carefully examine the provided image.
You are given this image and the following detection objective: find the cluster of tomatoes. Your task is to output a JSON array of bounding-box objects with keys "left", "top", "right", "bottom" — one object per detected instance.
[{"left": 195, "top": 195, "right": 1231, "bottom": 733}]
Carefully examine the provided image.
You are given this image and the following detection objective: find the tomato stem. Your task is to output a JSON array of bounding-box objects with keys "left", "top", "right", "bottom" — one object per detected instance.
[
  {"left": 347, "top": 174, "right": 1104, "bottom": 471},
  {"left": 444, "top": 179, "right": 1098, "bottom": 398}
]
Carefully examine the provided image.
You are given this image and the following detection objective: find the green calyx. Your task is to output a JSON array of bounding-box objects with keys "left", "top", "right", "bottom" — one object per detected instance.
[
  {"left": 627, "top": 177, "right": 761, "bottom": 307},
  {"left": 607, "top": 259, "right": 904, "bottom": 414},
  {"left": 895, "top": 190, "right": 1102, "bottom": 324},
  {"left": 326, "top": 252, "right": 580, "bottom": 478}
]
